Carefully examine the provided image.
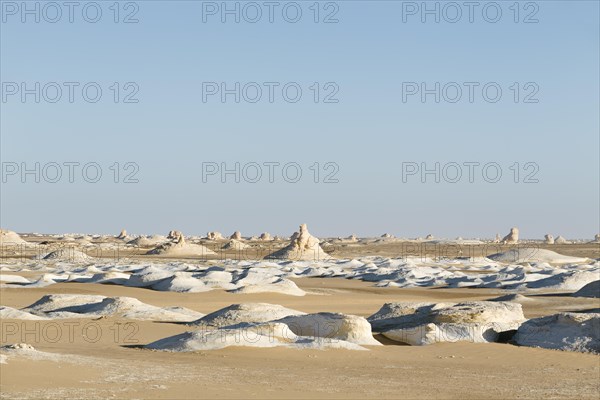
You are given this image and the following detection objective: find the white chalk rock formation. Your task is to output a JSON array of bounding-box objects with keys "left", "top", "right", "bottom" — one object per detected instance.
[
  {"left": 146, "top": 322, "right": 366, "bottom": 351},
  {"left": 191, "top": 303, "right": 305, "bottom": 327},
  {"left": 265, "top": 224, "right": 330, "bottom": 261},
  {"left": 488, "top": 294, "right": 534, "bottom": 303},
  {"left": 151, "top": 272, "right": 212, "bottom": 293},
  {"left": 0, "top": 306, "right": 47, "bottom": 320},
  {"left": 0, "top": 229, "right": 30, "bottom": 246},
  {"left": 116, "top": 229, "right": 128, "bottom": 240},
  {"left": 369, "top": 301, "right": 525, "bottom": 345},
  {"left": 425, "top": 234, "right": 434, "bottom": 240},
  {"left": 24, "top": 294, "right": 107, "bottom": 315},
  {"left": 487, "top": 248, "right": 587, "bottom": 264},
  {"left": 230, "top": 231, "right": 242, "bottom": 240},
  {"left": 24, "top": 294, "right": 203, "bottom": 321},
  {"left": 127, "top": 235, "right": 167, "bottom": 247},
  {"left": 501, "top": 227, "right": 519, "bottom": 244},
  {"left": 206, "top": 231, "right": 224, "bottom": 240},
  {"left": 145, "top": 234, "right": 216, "bottom": 257},
  {"left": 222, "top": 239, "right": 250, "bottom": 251},
  {"left": 544, "top": 234, "right": 554, "bottom": 244},
  {"left": 0, "top": 275, "right": 31, "bottom": 284},
  {"left": 346, "top": 234, "right": 358, "bottom": 242},
  {"left": 381, "top": 233, "right": 393, "bottom": 238},
  {"left": 554, "top": 235, "right": 570, "bottom": 244},
  {"left": 63, "top": 296, "right": 203, "bottom": 321},
  {"left": 259, "top": 232, "right": 272, "bottom": 241},
  {"left": 593, "top": 234, "right": 600, "bottom": 243},
  {"left": 525, "top": 271, "right": 599, "bottom": 291},
  {"left": 572, "top": 280, "right": 600, "bottom": 298},
  {"left": 41, "top": 249, "right": 94, "bottom": 263},
  {"left": 167, "top": 230, "right": 183, "bottom": 240},
  {"left": 493, "top": 233, "right": 501, "bottom": 243},
  {"left": 125, "top": 266, "right": 175, "bottom": 287},
  {"left": 276, "top": 313, "right": 381, "bottom": 346},
  {"left": 514, "top": 313, "right": 599, "bottom": 353},
  {"left": 230, "top": 277, "right": 306, "bottom": 296}
]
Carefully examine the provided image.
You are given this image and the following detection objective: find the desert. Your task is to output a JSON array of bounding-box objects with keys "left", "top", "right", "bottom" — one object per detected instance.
[{"left": 0, "top": 226, "right": 599, "bottom": 399}]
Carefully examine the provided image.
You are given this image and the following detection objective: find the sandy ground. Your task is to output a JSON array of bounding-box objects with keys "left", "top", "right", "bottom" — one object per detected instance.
[{"left": 1, "top": 274, "right": 599, "bottom": 399}]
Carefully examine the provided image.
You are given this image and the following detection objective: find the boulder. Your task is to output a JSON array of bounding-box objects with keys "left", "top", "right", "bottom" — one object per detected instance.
[
  {"left": 514, "top": 313, "right": 599, "bottom": 353},
  {"left": 544, "top": 234, "right": 554, "bottom": 244},
  {"left": 369, "top": 301, "right": 525, "bottom": 345},
  {"left": 277, "top": 312, "right": 381, "bottom": 346}
]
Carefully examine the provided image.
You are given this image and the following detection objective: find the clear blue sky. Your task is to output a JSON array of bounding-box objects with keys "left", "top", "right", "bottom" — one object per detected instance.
[{"left": 1, "top": 0, "right": 599, "bottom": 239}]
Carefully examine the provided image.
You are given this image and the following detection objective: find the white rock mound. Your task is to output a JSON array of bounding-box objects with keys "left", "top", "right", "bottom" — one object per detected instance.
[
  {"left": 525, "top": 271, "right": 599, "bottom": 291},
  {"left": 116, "top": 229, "right": 128, "bottom": 240},
  {"left": 514, "top": 313, "right": 599, "bottom": 353},
  {"left": 487, "top": 248, "right": 587, "bottom": 264},
  {"left": 259, "top": 232, "right": 272, "bottom": 241},
  {"left": 24, "top": 294, "right": 107, "bottom": 315},
  {"left": 277, "top": 313, "right": 381, "bottom": 346},
  {"left": 191, "top": 303, "right": 306, "bottom": 327},
  {"left": 554, "top": 235, "right": 570, "bottom": 244},
  {"left": 24, "top": 294, "right": 203, "bottom": 321},
  {"left": 369, "top": 301, "right": 525, "bottom": 345},
  {"left": 0, "top": 229, "right": 30, "bottom": 246},
  {"left": 125, "top": 266, "right": 174, "bottom": 287},
  {"left": 167, "top": 230, "right": 183, "bottom": 240},
  {"left": 222, "top": 239, "right": 250, "bottom": 251},
  {"left": 230, "top": 231, "right": 242, "bottom": 240},
  {"left": 488, "top": 294, "right": 534, "bottom": 303},
  {"left": 0, "top": 306, "right": 47, "bottom": 320},
  {"left": 572, "top": 280, "right": 600, "bottom": 298},
  {"left": 544, "top": 234, "right": 554, "bottom": 244},
  {"left": 346, "top": 234, "right": 358, "bottom": 242},
  {"left": 145, "top": 234, "right": 216, "bottom": 257},
  {"left": 151, "top": 272, "right": 212, "bottom": 293},
  {"left": 206, "top": 231, "right": 224, "bottom": 240},
  {"left": 127, "top": 235, "right": 167, "bottom": 247},
  {"left": 146, "top": 322, "right": 367, "bottom": 351},
  {"left": 501, "top": 227, "right": 519, "bottom": 244},
  {"left": 265, "top": 224, "right": 331, "bottom": 261},
  {"left": 41, "top": 249, "right": 94, "bottom": 262},
  {"left": 0, "top": 275, "right": 31, "bottom": 284},
  {"left": 230, "top": 278, "right": 306, "bottom": 296}
]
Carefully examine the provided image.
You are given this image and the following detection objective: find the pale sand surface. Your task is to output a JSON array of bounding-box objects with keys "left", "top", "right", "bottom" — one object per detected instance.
[{"left": 1, "top": 276, "right": 599, "bottom": 399}]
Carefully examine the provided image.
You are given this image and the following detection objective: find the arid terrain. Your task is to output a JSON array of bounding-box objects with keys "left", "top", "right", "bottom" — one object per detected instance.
[{"left": 1, "top": 230, "right": 599, "bottom": 399}]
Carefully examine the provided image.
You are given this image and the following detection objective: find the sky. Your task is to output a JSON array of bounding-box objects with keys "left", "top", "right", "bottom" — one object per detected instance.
[{"left": 1, "top": 0, "right": 599, "bottom": 239}]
